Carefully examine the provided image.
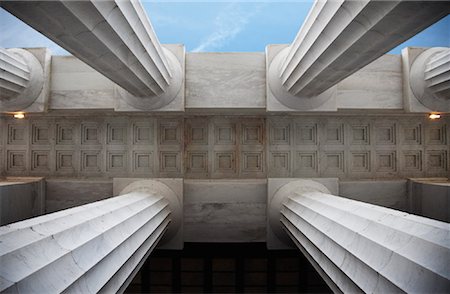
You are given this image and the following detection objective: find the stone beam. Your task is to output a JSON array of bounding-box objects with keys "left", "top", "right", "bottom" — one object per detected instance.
[
  {"left": 267, "top": 0, "right": 449, "bottom": 110},
  {"left": 0, "top": 48, "right": 44, "bottom": 112},
  {"left": 409, "top": 47, "right": 450, "bottom": 111},
  {"left": 1, "top": 0, "right": 183, "bottom": 110},
  {"left": 269, "top": 179, "right": 450, "bottom": 293},
  {"left": 0, "top": 180, "right": 181, "bottom": 293}
]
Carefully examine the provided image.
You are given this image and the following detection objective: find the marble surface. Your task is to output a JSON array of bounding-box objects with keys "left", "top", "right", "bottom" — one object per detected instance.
[
  {"left": 2, "top": 0, "right": 181, "bottom": 109},
  {"left": 339, "top": 180, "right": 408, "bottom": 211},
  {"left": 113, "top": 178, "right": 184, "bottom": 249},
  {"left": 45, "top": 179, "right": 113, "bottom": 213},
  {"left": 280, "top": 187, "right": 450, "bottom": 293},
  {"left": 184, "top": 179, "right": 267, "bottom": 242},
  {"left": 274, "top": 0, "right": 448, "bottom": 100},
  {"left": 0, "top": 191, "right": 170, "bottom": 293},
  {"left": 0, "top": 178, "right": 45, "bottom": 225},
  {"left": 186, "top": 53, "right": 266, "bottom": 111},
  {"left": 409, "top": 179, "right": 450, "bottom": 222}
]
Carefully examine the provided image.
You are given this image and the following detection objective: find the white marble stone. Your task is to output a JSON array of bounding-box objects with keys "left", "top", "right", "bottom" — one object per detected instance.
[
  {"left": 267, "top": 0, "right": 449, "bottom": 110},
  {"left": 339, "top": 180, "right": 408, "bottom": 211},
  {"left": 336, "top": 54, "right": 403, "bottom": 110},
  {"left": 1, "top": 0, "right": 183, "bottom": 110},
  {"left": 272, "top": 179, "right": 450, "bottom": 293},
  {"left": 113, "top": 178, "right": 183, "bottom": 249},
  {"left": 184, "top": 179, "right": 267, "bottom": 242},
  {"left": 0, "top": 178, "right": 45, "bottom": 225},
  {"left": 409, "top": 47, "right": 450, "bottom": 111},
  {"left": 267, "top": 178, "right": 338, "bottom": 249},
  {"left": 185, "top": 53, "right": 266, "bottom": 113},
  {"left": 0, "top": 187, "right": 171, "bottom": 293},
  {"left": 0, "top": 48, "right": 45, "bottom": 112}
]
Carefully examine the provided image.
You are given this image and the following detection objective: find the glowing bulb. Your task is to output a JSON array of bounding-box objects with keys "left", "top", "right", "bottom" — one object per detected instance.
[
  {"left": 13, "top": 112, "right": 25, "bottom": 119},
  {"left": 429, "top": 113, "right": 441, "bottom": 120}
]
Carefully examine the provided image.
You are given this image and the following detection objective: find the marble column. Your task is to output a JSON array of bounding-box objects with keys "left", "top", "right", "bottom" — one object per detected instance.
[
  {"left": 0, "top": 180, "right": 180, "bottom": 293},
  {"left": 270, "top": 180, "right": 450, "bottom": 293},
  {"left": 1, "top": 0, "right": 182, "bottom": 110},
  {"left": 268, "top": 0, "right": 449, "bottom": 110},
  {"left": 410, "top": 48, "right": 450, "bottom": 111},
  {"left": 0, "top": 48, "right": 44, "bottom": 112}
]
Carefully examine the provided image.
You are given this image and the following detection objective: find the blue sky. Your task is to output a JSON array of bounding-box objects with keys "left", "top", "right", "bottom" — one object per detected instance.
[{"left": 0, "top": 1, "right": 449, "bottom": 55}]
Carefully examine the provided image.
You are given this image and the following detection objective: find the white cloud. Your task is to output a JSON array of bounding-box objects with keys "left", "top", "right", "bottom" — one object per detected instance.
[{"left": 192, "top": 2, "right": 263, "bottom": 52}]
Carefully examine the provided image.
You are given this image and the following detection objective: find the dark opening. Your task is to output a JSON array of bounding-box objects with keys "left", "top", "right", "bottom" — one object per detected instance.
[{"left": 125, "top": 243, "right": 332, "bottom": 293}]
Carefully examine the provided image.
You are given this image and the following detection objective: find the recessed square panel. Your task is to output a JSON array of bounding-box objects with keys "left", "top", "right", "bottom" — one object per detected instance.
[
  {"left": 350, "top": 151, "right": 370, "bottom": 172},
  {"left": 31, "top": 150, "right": 49, "bottom": 172},
  {"left": 270, "top": 152, "right": 290, "bottom": 176},
  {"left": 132, "top": 151, "right": 153, "bottom": 173},
  {"left": 214, "top": 151, "right": 236, "bottom": 173},
  {"left": 187, "top": 151, "right": 208, "bottom": 173},
  {"left": 7, "top": 150, "right": 26, "bottom": 171},
  {"left": 8, "top": 124, "right": 27, "bottom": 145},
  {"left": 107, "top": 123, "right": 127, "bottom": 145},
  {"left": 351, "top": 125, "right": 370, "bottom": 145},
  {"left": 323, "top": 151, "right": 345, "bottom": 174},
  {"left": 215, "top": 124, "right": 236, "bottom": 145},
  {"left": 81, "top": 150, "right": 102, "bottom": 172},
  {"left": 187, "top": 123, "right": 208, "bottom": 145},
  {"left": 294, "top": 151, "right": 318, "bottom": 175},
  {"left": 160, "top": 151, "right": 180, "bottom": 173},
  {"left": 242, "top": 124, "right": 263, "bottom": 145},
  {"left": 402, "top": 124, "right": 421, "bottom": 145},
  {"left": 426, "top": 150, "right": 447, "bottom": 171},
  {"left": 81, "top": 122, "right": 101, "bottom": 145},
  {"left": 133, "top": 121, "right": 154, "bottom": 145},
  {"left": 270, "top": 122, "right": 290, "bottom": 145},
  {"left": 295, "top": 124, "right": 317, "bottom": 145},
  {"left": 56, "top": 123, "right": 75, "bottom": 145},
  {"left": 56, "top": 150, "right": 75, "bottom": 172},
  {"left": 402, "top": 150, "right": 422, "bottom": 171},
  {"left": 375, "top": 124, "right": 395, "bottom": 145},
  {"left": 32, "top": 123, "right": 50, "bottom": 145},
  {"left": 107, "top": 151, "right": 127, "bottom": 172},
  {"left": 242, "top": 151, "right": 263, "bottom": 172},
  {"left": 426, "top": 124, "right": 447, "bottom": 145},
  {"left": 376, "top": 151, "right": 397, "bottom": 173},
  {"left": 160, "top": 122, "right": 181, "bottom": 145},
  {"left": 326, "top": 124, "right": 344, "bottom": 145}
]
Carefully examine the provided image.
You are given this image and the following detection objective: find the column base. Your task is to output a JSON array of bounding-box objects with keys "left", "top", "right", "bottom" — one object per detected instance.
[
  {"left": 116, "top": 46, "right": 185, "bottom": 111},
  {"left": 266, "top": 45, "right": 337, "bottom": 112}
]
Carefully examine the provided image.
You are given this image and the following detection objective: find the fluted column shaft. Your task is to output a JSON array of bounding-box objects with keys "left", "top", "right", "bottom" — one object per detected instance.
[
  {"left": 0, "top": 191, "right": 171, "bottom": 293},
  {"left": 0, "top": 48, "right": 44, "bottom": 111},
  {"left": 409, "top": 47, "right": 450, "bottom": 111},
  {"left": 0, "top": 49, "right": 30, "bottom": 99},
  {"left": 425, "top": 49, "right": 450, "bottom": 100},
  {"left": 1, "top": 0, "right": 182, "bottom": 110},
  {"left": 268, "top": 0, "right": 449, "bottom": 109},
  {"left": 274, "top": 180, "right": 450, "bottom": 293}
]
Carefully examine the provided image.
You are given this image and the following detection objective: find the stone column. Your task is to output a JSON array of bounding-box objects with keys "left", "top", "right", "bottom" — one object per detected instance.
[
  {"left": 270, "top": 180, "right": 450, "bottom": 293},
  {"left": 0, "top": 48, "right": 44, "bottom": 112},
  {"left": 0, "top": 180, "right": 181, "bottom": 293},
  {"left": 268, "top": 0, "right": 449, "bottom": 110},
  {"left": 1, "top": 0, "right": 182, "bottom": 110},
  {"left": 410, "top": 47, "right": 450, "bottom": 111}
]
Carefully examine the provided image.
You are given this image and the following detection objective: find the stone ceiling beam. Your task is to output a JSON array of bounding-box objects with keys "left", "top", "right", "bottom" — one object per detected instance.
[
  {"left": 269, "top": 179, "right": 450, "bottom": 293},
  {"left": 268, "top": 0, "right": 449, "bottom": 110},
  {"left": 1, "top": 0, "right": 183, "bottom": 110}
]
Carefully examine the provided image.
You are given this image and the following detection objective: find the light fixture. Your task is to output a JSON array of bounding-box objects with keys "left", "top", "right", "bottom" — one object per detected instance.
[
  {"left": 13, "top": 112, "right": 25, "bottom": 119},
  {"left": 429, "top": 113, "right": 441, "bottom": 120}
]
